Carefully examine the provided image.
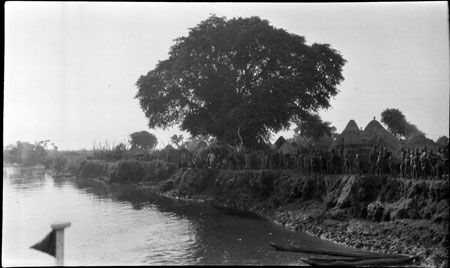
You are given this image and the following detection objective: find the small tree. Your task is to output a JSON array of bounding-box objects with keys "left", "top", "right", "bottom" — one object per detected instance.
[
  {"left": 129, "top": 131, "right": 158, "bottom": 151},
  {"left": 52, "top": 155, "right": 68, "bottom": 173},
  {"left": 113, "top": 143, "right": 128, "bottom": 160},
  {"left": 381, "top": 108, "right": 407, "bottom": 139}
]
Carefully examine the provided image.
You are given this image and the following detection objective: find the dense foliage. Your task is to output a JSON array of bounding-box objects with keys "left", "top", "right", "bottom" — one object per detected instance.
[
  {"left": 136, "top": 15, "right": 346, "bottom": 148},
  {"left": 129, "top": 131, "right": 158, "bottom": 151},
  {"left": 294, "top": 113, "right": 336, "bottom": 140},
  {"left": 380, "top": 108, "right": 407, "bottom": 139},
  {"left": 3, "top": 140, "right": 54, "bottom": 167},
  {"left": 381, "top": 108, "right": 425, "bottom": 140}
]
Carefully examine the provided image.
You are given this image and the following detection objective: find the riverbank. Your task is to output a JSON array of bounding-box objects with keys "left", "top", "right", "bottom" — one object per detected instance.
[
  {"left": 155, "top": 168, "right": 449, "bottom": 268},
  {"left": 63, "top": 160, "right": 448, "bottom": 267}
]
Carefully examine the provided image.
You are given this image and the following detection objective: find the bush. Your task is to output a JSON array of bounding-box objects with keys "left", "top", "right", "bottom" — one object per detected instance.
[
  {"left": 109, "top": 160, "right": 146, "bottom": 183},
  {"left": 71, "top": 158, "right": 179, "bottom": 184},
  {"left": 143, "top": 160, "right": 178, "bottom": 182},
  {"left": 65, "top": 158, "right": 83, "bottom": 175},
  {"left": 79, "top": 160, "right": 108, "bottom": 178},
  {"left": 52, "top": 155, "right": 68, "bottom": 173}
]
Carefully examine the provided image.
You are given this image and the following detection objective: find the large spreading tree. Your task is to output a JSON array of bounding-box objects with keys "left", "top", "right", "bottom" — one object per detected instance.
[{"left": 135, "top": 15, "right": 346, "bottom": 147}]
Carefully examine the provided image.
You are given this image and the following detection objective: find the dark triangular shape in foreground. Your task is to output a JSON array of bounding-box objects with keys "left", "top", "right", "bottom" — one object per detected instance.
[{"left": 30, "top": 229, "right": 56, "bottom": 257}]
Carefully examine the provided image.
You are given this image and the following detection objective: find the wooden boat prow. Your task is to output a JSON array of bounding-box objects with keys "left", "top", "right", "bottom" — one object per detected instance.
[
  {"left": 300, "top": 256, "right": 417, "bottom": 267},
  {"left": 269, "top": 242, "right": 417, "bottom": 266}
]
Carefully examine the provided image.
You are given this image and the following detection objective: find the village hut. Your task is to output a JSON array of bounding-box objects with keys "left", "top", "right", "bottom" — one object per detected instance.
[
  {"left": 401, "top": 133, "right": 438, "bottom": 151},
  {"left": 333, "top": 119, "right": 362, "bottom": 148},
  {"left": 278, "top": 140, "right": 298, "bottom": 155},
  {"left": 274, "top": 136, "right": 287, "bottom": 150},
  {"left": 313, "top": 132, "right": 334, "bottom": 150},
  {"left": 363, "top": 117, "right": 400, "bottom": 152},
  {"left": 292, "top": 135, "right": 311, "bottom": 149}
]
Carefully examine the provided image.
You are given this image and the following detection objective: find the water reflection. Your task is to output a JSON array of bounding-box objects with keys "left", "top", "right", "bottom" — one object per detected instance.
[
  {"left": 4, "top": 167, "right": 46, "bottom": 191},
  {"left": 3, "top": 167, "right": 356, "bottom": 266},
  {"left": 66, "top": 177, "right": 310, "bottom": 265}
]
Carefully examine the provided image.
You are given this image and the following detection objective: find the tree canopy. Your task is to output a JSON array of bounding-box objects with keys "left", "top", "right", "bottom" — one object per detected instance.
[
  {"left": 136, "top": 15, "right": 346, "bottom": 147},
  {"left": 380, "top": 108, "right": 407, "bottom": 139},
  {"left": 294, "top": 113, "right": 336, "bottom": 140},
  {"left": 381, "top": 108, "right": 425, "bottom": 140},
  {"left": 3, "top": 140, "right": 54, "bottom": 167},
  {"left": 129, "top": 131, "right": 158, "bottom": 151}
]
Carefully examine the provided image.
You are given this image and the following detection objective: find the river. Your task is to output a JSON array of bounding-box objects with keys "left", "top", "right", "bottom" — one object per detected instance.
[{"left": 3, "top": 166, "right": 352, "bottom": 266}]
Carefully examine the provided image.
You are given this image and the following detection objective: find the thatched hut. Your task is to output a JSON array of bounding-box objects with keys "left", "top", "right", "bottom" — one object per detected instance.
[
  {"left": 274, "top": 136, "right": 287, "bottom": 150},
  {"left": 401, "top": 133, "right": 439, "bottom": 151},
  {"left": 332, "top": 118, "right": 401, "bottom": 156},
  {"left": 312, "top": 132, "right": 334, "bottom": 150},
  {"left": 278, "top": 141, "right": 298, "bottom": 155},
  {"left": 362, "top": 118, "right": 400, "bottom": 152},
  {"left": 334, "top": 119, "right": 362, "bottom": 148}
]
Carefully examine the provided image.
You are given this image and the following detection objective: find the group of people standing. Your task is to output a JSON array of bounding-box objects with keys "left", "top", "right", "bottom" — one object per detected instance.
[
  {"left": 175, "top": 143, "right": 449, "bottom": 180},
  {"left": 398, "top": 146, "right": 449, "bottom": 179}
]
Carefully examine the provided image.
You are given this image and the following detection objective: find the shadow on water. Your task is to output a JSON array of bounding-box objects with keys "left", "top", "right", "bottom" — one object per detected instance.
[
  {"left": 212, "top": 205, "right": 266, "bottom": 220},
  {"left": 70, "top": 177, "right": 259, "bottom": 224}
]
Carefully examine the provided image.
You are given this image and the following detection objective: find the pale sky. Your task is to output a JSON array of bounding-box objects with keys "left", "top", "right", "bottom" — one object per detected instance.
[{"left": 4, "top": 2, "right": 449, "bottom": 150}]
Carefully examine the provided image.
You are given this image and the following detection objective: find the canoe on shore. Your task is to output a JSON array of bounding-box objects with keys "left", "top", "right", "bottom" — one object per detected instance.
[
  {"left": 300, "top": 256, "right": 417, "bottom": 266},
  {"left": 268, "top": 242, "right": 408, "bottom": 259}
]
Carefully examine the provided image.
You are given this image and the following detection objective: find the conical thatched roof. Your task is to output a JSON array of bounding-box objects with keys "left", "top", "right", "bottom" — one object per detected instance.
[
  {"left": 275, "top": 136, "right": 287, "bottom": 149},
  {"left": 364, "top": 118, "right": 400, "bottom": 151},
  {"left": 342, "top": 120, "right": 360, "bottom": 133},
  {"left": 364, "top": 118, "right": 386, "bottom": 135},
  {"left": 319, "top": 132, "right": 333, "bottom": 143},
  {"left": 402, "top": 133, "right": 438, "bottom": 151},
  {"left": 314, "top": 132, "right": 333, "bottom": 150},
  {"left": 278, "top": 141, "right": 296, "bottom": 155},
  {"left": 292, "top": 135, "right": 310, "bottom": 148},
  {"left": 331, "top": 118, "right": 401, "bottom": 152},
  {"left": 164, "top": 144, "right": 175, "bottom": 151},
  {"left": 336, "top": 120, "right": 361, "bottom": 146}
]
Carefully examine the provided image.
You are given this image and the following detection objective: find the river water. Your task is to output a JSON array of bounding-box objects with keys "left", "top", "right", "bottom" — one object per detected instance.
[{"left": 3, "top": 166, "right": 352, "bottom": 266}]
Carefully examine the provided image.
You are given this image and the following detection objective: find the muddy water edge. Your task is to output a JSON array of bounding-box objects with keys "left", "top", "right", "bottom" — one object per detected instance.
[{"left": 156, "top": 168, "right": 449, "bottom": 268}]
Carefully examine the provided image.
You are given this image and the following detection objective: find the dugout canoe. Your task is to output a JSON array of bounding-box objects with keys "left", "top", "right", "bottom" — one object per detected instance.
[
  {"left": 300, "top": 256, "right": 417, "bottom": 266},
  {"left": 268, "top": 242, "right": 407, "bottom": 259}
]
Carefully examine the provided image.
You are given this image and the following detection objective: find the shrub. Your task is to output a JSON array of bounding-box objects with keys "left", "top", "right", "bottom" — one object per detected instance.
[
  {"left": 79, "top": 160, "right": 108, "bottom": 178},
  {"left": 65, "top": 158, "right": 83, "bottom": 175},
  {"left": 52, "top": 155, "right": 68, "bottom": 173},
  {"left": 110, "top": 160, "right": 146, "bottom": 183},
  {"left": 143, "top": 160, "right": 178, "bottom": 182}
]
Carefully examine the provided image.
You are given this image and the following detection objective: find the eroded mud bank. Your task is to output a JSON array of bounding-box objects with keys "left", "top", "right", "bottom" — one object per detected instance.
[{"left": 157, "top": 169, "right": 449, "bottom": 268}]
